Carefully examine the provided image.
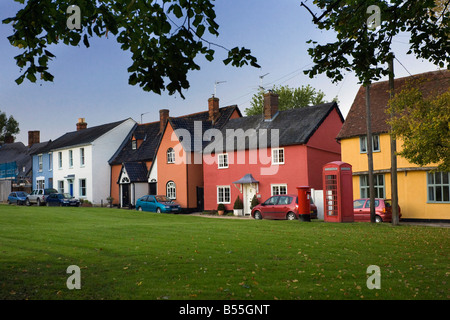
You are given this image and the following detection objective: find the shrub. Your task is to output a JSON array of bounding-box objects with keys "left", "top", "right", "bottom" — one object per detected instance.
[
  {"left": 233, "top": 196, "right": 243, "bottom": 209},
  {"left": 250, "top": 195, "right": 259, "bottom": 209}
]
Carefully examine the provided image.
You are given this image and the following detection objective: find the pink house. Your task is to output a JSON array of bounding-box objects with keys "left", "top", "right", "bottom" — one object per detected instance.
[{"left": 202, "top": 91, "right": 344, "bottom": 215}]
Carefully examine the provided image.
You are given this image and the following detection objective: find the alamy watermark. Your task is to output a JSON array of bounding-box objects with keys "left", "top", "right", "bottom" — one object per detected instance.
[
  {"left": 66, "top": 5, "right": 81, "bottom": 30},
  {"left": 168, "top": 121, "right": 281, "bottom": 176},
  {"left": 366, "top": 265, "right": 381, "bottom": 289},
  {"left": 66, "top": 265, "right": 81, "bottom": 290},
  {"left": 367, "top": 5, "right": 381, "bottom": 30}
]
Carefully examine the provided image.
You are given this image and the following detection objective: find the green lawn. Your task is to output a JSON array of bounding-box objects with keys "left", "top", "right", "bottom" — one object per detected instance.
[{"left": 0, "top": 205, "right": 448, "bottom": 300}]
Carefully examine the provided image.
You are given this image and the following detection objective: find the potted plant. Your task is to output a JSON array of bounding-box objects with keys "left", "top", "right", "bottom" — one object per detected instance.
[
  {"left": 217, "top": 203, "right": 226, "bottom": 215},
  {"left": 233, "top": 196, "right": 244, "bottom": 216},
  {"left": 81, "top": 199, "right": 92, "bottom": 207}
]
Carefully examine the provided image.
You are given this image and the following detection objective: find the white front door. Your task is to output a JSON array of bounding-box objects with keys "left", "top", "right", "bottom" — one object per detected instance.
[{"left": 243, "top": 184, "right": 257, "bottom": 216}]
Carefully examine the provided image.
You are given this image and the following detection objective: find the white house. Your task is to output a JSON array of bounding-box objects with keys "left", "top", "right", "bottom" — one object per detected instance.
[{"left": 50, "top": 118, "right": 136, "bottom": 205}]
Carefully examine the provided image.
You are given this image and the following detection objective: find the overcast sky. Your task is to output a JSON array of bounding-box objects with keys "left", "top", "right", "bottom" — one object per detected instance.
[{"left": 0, "top": 0, "right": 444, "bottom": 145}]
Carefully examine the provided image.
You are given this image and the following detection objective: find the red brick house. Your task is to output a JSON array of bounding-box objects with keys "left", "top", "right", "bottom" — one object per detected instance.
[{"left": 202, "top": 91, "right": 344, "bottom": 215}]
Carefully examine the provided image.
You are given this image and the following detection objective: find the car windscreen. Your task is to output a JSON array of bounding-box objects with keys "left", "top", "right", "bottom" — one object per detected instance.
[{"left": 155, "top": 196, "right": 170, "bottom": 202}]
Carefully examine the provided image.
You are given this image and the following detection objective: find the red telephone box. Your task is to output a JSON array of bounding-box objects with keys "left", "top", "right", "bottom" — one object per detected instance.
[
  {"left": 297, "top": 186, "right": 311, "bottom": 222},
  {"left": 323, "top": 161, "right": 354, "bottom": 222}
]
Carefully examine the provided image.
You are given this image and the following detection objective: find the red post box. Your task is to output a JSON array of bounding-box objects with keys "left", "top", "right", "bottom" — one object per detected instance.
[
  {"left": 322, "top": 161, "right": 354, "bottom": 222},
  {"left": 297, "top": 186, "right": 311, "bottom": 222}
]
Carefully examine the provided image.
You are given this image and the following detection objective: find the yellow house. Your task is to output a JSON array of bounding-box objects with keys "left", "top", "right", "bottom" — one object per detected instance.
[{"left": 337, "top": 70, "right": 449, "bottom": 221}]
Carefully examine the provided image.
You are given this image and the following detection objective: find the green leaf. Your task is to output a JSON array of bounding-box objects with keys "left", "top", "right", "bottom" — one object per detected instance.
[
  {"left": 26, "top": 72, "right": 37, "bottom": 83},
  {"left": 15, "top": 75, "right": 25, "bottom": 85},
  {"left": 196, "top": 24, "right": 205, "bottom": 38},
  {"left": 83, "top": 34, "right": 90, "bottom": 48}
]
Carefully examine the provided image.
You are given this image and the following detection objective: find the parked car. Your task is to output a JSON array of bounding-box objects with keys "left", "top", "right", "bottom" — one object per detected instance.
[
  {"left": 251, "top": 194, "right": 317, "bottom": 220},
  {"left": 46, "top": 193, "right": 81, "bottom": 207},
  {"left": 7, "top": 191, "right": 28, "bottom": 205},
  {"left": 135, "top": 195, "right": 181, "bottom": 213},
  {"left": 26, "top": 188, "right": 58, "bottom": 206},
  {"left": 353, "top": 198, "right": 401, "bottom": 223}
]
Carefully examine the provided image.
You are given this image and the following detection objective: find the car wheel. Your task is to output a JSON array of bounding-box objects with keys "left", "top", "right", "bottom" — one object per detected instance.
[
  {"left": 375, "top": 215, "right": 383, "bottom": 223},
  {"left": 138, "top": 207, "right": 143, "bottom": 212},
  {"left": 26, "top": 199, "right": 30, "bottom": 206},
  {"left": 156, "top": 208, "right": 161, "bottom": 213},
  {"left": 254, "top": 211, "right": 262, "bottom": 220},
  {"left": 7, "top": 200, "right": 11, "bottom": 205},
  {"left": 286, "top": 212, "right": 296, "bottom": 220},
  {"left": 37, "top": 198, "right": 41, "bottom": 206}
]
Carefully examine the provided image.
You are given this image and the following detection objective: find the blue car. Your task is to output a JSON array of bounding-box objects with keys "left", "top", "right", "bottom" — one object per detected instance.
[
  {"left": 46, "top": 193, "right": 81, "bottom": 207},
  {"left": 7, "top": 191, "right": 28, "bottom": 205},
  {"left": 136, "top": 195, "right": 181, "bottom": 213}
]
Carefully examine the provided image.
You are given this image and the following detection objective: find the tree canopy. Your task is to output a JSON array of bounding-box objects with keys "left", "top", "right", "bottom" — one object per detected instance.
[
  {"left": 0, "top": 110, "right": 20, "bottom": 143},
  {"left": 387, "top": 80, "right": 450, "bottom": 172},
  {"left": 302, "top": 0, "right": 449, "bottom": 85},
  {"left": 245, "top": 84, "right": 327, "bottom": 116},
  {"left": 3, "top": 0, "right": 260, "bottom": 98}
]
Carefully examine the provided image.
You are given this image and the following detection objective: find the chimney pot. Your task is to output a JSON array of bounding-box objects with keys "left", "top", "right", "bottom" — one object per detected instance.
[
  {"left": 264, "top": 91, "right": 279, "bottom": 120},
  {"left": 159, "top": 109, "right": 170, "bottom": 133},
  {"left": 28, "top": 130, "right": 40, "bottom": 147},
  {"left": 76, "top": 118, "right": 87, "bottom": 131},
  {"left": 208, "top": 96, "right": 220, "bottom": 124}
]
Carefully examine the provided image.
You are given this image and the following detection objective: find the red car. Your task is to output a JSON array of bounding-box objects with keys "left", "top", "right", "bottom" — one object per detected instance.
[
  {"left": 353, "top": 198, "right": 401, "bottom": 223},
  {"left": 251, "top": 194, "right": 317, "bottom": 220}
]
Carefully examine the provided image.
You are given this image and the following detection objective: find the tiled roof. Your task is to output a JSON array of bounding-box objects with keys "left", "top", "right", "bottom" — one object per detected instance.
[
  {"left": 337, "top": 69, "right": 450, "bottom": 140},
  {"left": 110, "top": 105, "right": 240, "bottom": 163},
  {"left": 121, "top": 162, "right": 148, "bottom": 183},
  {"left": 109, "top": 121, "right": 161, "bottom": 165},
  {"left": 206, "top": 102, "right": 343, "bottom": 151},
  {"left": 0, "top": 140, "right": 51, "bottom": 177},
  {"left": 47, "top": 119, "right": 130, "bottom": 151},
  {"left": 170, "top": 105, "right": 239, "bottom": 151}
]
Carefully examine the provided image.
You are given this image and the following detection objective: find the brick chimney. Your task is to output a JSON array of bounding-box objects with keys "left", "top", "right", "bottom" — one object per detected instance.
[
  {"left": 264, "top": 91, "right": 279, "bottom": 120},
  {"left": 159, "top": 109, "right": 169, "bottom": 133},
  {"left": 208, "top": 96, "right": 220, "bottom": 124},
  {"left": 4, "top": 135, "right": 14, "bottom": 144},
  {"left": 28, "top": 130, "right": 40, "bottom": 147},
  {"left": 76, "top": 118, "right": 87, "bottom": 131}
]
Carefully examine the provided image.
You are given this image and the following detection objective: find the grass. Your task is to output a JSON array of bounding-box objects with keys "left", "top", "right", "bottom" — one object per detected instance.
[{"left": 0, "top": 204, "right": 448, "bottom": 300}]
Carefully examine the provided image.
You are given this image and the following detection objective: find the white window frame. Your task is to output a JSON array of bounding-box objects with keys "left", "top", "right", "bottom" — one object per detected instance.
[
  {"left": 271, "top": 184, "right": 288, "bottom": 196},
  {"left": 48, "top": 153, "right": 52, "bottom": 171},
  {"left": 217, "top": 186, "right": 231, "bottom": 204},
  {"left": 58, "top": 180, "right": 65, "bottom": 194},
  {"left": 69, "top": 150, "right": 73, "bottom": 168},
  {"left": 360, "top": 174, "right": 385, "bottom": 198},
  {"left": 272, "top": 148, "right": 285, "bottom": 165},
  {"left": 38, "top": 154, "right": 43, "bottom": 172},
  {"left": 167, "top": 148, "right": 175, "bottom": 164},
  {"left": 80, "top": 148, "right": 85, "bottom": 167},
  {"left": 36, "top": 178, "right": 45, "bottom": 190},
  {"left": 360, "top": 135, "right": 380, "bottom": 153},
  {"left": 218, "top": 153, "right": 229, "bottom": 169},
  {"left": 79, "top": 179, "right": 87, "bottom": 197},
  {"left": 166, "top": 181, "right": 176, "bottom": 199},
  {"left": 58, "top": 152, "right": 63, "bottom": 169},
  {"left": 427, "top": 171, "right": 450, "bottom": 203}
]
